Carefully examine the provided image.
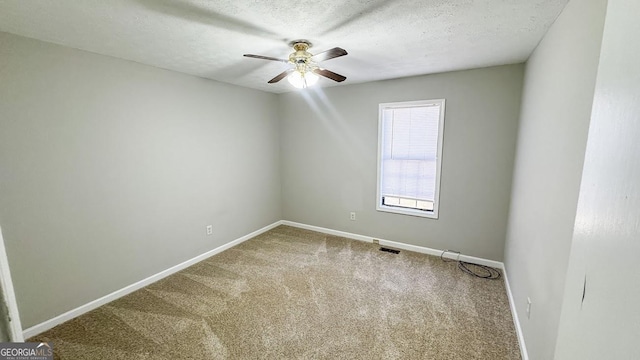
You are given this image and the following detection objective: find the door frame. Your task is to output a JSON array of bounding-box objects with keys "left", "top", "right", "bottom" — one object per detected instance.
[{"left": 0, "top": 227, "right": 23, "bottom": 341}]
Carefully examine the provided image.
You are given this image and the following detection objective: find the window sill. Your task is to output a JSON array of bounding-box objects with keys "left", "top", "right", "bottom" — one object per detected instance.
[{"left": 376, "top": 205, "right": 439, "bottom": 219}]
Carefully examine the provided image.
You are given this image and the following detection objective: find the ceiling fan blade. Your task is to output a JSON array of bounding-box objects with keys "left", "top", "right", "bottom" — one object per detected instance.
[
  {"left": 268, "top": 69, "right": 294, "bottom": 83},
  {"left": 312, "top": 47, "right": 348, "bottom": 62},
  {"left": 313, "top": 68, "right": 347, "bottom": 82},
  {"left": 244, "top": 54, "right": 289, "bottom": 63}
]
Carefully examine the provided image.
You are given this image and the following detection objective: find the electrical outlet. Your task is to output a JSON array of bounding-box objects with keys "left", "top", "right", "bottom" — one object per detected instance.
[
  {"left": 526, "top": 297, "right": 532, "bottom": 319},
  {"left": 350, "top": 212, "right": 356, "bottom": 221},
  {"left": 206, "top": 225, "right": 213, "bottom": 236}
]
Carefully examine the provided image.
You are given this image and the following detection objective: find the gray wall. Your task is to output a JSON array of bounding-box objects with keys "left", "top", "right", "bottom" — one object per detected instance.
[
  {"left": 0, "top": 32, "right": 282, "bottom": 328},
  {"left": 502, "top": 0, "right": 607, "bottom": 358},
  {"left": 280, "top": 65, "right": 524, "bottom": 261},
  {"left": 555, "top": 0, "right": 640, "bottom": 357}
]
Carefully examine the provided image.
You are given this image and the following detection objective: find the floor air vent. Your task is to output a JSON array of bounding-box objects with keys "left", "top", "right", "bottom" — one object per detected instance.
[{"left": 379, "top": 247, "right": 400, "bottom": 254}]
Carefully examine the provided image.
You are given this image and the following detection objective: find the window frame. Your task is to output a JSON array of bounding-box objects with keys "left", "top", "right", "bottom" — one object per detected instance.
[{"left": 376, "top": 99, "right": 446, "bottom": 219}]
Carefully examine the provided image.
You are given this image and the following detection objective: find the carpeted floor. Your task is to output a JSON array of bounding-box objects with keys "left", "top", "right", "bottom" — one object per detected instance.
[{"left": 30, "top": 225, "right": 521, "bottom": 359}]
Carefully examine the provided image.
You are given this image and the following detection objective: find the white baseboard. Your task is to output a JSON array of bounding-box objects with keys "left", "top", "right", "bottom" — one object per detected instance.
[
  {"left": 22, "top": 220, "right": 283, "bottom": 339},
  {"left": 502, "top": 266, "right": 529, "bottom": 360},
  {"left": 280, "top": 221, "right": 503, "bottom": 269}
]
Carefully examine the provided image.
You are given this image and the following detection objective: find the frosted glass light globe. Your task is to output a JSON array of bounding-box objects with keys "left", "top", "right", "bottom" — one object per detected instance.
[{"left": 288, "top": 71, "right": 319, "bottom": 89}]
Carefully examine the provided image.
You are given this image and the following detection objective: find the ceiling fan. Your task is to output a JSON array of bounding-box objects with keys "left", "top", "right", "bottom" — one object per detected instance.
[{"left": 244, "top": 40, "right": 348, "bottom": 89}]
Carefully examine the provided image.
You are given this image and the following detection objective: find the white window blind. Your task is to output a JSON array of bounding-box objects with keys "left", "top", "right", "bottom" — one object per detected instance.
[{"left": 377, "top": 100, "right": 445, "bottom": 218}]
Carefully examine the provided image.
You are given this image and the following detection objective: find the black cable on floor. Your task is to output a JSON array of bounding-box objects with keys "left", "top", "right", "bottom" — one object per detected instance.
[{"left": 440, "top": 250, "right": 501, "bottom": 280}]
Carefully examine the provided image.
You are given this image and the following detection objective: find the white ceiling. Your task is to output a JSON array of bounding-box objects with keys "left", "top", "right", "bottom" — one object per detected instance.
[{"left": 0, "top": 0, "right": 568, "bottom": 93}]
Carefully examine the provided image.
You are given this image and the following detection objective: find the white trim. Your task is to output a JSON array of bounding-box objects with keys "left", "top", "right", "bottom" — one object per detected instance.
[
  {"left": 281, "top": 221, "right": 372, "bottom": 243},
  {"left": 280, "top": 220, "right": 502, "bottom": 269},
  {"left": 0, "top": 227, "right": 24, "bottom": 341},
  {"left": 23, "top": 220, "right": 283, "bottom": 339},
  {"left": 376, "top": 99, "right": 446, "bottom": 219},
  {"left": 502, "top": 265, "right": 529, "bottom": 360}
]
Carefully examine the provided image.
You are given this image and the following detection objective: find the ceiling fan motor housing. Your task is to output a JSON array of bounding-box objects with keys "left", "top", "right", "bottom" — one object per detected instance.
[{"left": 289, "top": 41, "right": 315, "bottom": 71}]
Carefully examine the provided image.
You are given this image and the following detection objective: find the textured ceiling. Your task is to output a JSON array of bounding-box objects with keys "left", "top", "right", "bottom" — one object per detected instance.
[{"left": 0, "top": 0, "right": 568, "bottom": 93}]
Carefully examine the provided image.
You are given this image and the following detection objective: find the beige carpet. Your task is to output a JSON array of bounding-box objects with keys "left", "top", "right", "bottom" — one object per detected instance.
[{"left": 30, "top": 225, "right": 521, "bottom": 359}]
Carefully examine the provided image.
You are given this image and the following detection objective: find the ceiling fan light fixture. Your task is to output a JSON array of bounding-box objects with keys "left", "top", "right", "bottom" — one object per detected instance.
[
  {"left": 245, "top": 40, "right": 347, "bottom": 87},
  {"left": 287, "top": 70, "right": 318, "bottom": 89}
]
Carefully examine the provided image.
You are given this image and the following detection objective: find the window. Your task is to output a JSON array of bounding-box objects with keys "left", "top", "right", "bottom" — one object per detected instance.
[{"left": 376, "top": 99, "right": 445, "bottom": 219}]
